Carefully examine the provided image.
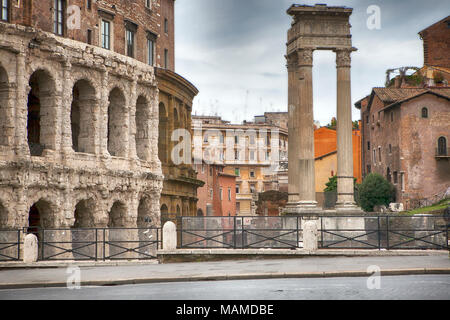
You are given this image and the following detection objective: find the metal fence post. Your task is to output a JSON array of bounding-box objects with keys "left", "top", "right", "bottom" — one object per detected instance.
[
  {"left": 377, "top": 216, "right": 381, "bottom": 250},
  {"left": 386, "top": 216, "right": 390, "bottom": 250},
  {"left": 95, "top": 228, "right": 98, "bottom": 261},
  {"left": 233, "top": 216, "right": 237, "bottom": 249},
  {"left": 320, "top": 217, "right": 323, "bottom": 248},
  {"left": 180, "top": 216, "right": 183, "bottom": 249},
  {"left": 41, "top": 229, "right": 44, "bottom": 260},
  {"left": 17, "top": 229, "right": 21, "bottom": 260},
  {"left": 103, "top": 228, "right": 106, "bottom": 261}
]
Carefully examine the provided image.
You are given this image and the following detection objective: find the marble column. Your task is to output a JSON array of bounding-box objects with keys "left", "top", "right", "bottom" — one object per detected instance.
[
  {"left": 335, "top": 49, "right": 358, "bottom": 210},
  {"left": 296, "top": 48, "right": 318, "bottom": 210}
]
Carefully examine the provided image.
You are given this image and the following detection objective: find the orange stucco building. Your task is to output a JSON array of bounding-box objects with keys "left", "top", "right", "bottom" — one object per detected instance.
[{"left": 314, "top": 126, "right": 362, "bottom": 192}]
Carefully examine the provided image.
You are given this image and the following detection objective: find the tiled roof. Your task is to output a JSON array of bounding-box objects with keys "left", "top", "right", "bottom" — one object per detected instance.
[
  {"left": 379, "top": 87, "right": 450, "bottom": 111},
  {"left": 372, "top": 88, "right": 427, "bottom": 104}
]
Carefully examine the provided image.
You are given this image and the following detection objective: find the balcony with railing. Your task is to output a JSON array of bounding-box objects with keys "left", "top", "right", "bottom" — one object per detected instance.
[{"left": 435, "top": 147, "right": 449, "bottom": 159}]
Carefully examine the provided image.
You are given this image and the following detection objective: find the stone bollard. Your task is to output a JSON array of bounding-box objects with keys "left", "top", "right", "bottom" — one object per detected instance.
[
  {"left": 163, "top": 221, "right": 177, "bottom": 251},
  {"left": 303, "top": 220, "right": 319, "bottom": 251},
  {"left": 23, "top": 234, "right": 39, "bottom": 263}
]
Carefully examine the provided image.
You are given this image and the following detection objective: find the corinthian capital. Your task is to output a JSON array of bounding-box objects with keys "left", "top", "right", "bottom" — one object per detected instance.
[
  {"left": 335, "top": 49, "right": 352, "bottom": 67},
  {"left": 285, "top": 53, "right": 298, "bottom": 71},
  {"left": 297, "top": 48, "right": 314, "bottom": 67}
]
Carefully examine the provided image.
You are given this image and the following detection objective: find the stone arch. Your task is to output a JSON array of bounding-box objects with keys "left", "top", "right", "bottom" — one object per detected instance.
[
  {"left": 136, "top": 95, "right": 151, "bottom": 161},
  {"left": 137, "top": 196, "right": 159, "bottom": 228},
  {"left": 160, "top": 204, "right": 168, "bottom": 214},
  {"left": 28, "top": 198, "right": 56, "bottom": 230},
  {"left": 73, "top": 198, "right": 96, "bottom": 228},
  {"left": 108, "top": 200, "right": 127, "bottom": 228},
  {"left": 71, "top": 79, "right": 96, "bottom": 154},
  {"left": 107, "top": 87, "right": 128, "bottom": 157},
  {"left": 158, "top": 102, "right": 168, "bottom": 163},
  {"left": 27, "top": 69, "right": 57, "bottom": 156},
  {"left": 0, "top": 65, "right": 9, "bottom": 146},
  {"left": 197, "top": 209, "right": 203, "bottom": 217}
]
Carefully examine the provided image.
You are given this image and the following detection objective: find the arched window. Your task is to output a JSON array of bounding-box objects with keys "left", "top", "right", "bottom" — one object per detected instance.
[
  {"left": 386, "top": 167, "right": 391, "bottom": 182},
  {"left": 421, "top": 107, "right": 428, "bottom": 118},
  {"left": 437, "top": 136, "right": 447, "bottom": 156}
]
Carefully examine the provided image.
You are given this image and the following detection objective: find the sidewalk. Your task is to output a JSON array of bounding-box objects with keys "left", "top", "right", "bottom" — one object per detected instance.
[{"left": 0, "top": 252, "right": 448, "bottom": 289}]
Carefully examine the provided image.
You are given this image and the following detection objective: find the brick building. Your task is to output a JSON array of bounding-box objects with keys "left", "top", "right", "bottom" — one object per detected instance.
[
  {"left": 356, "top": 17, "right": 450, "bottom": 209},
  {"left": 195, "top": 162, "right": 236, "bottom": 217},
  {"left": 192, "top": 115, "right": 288, "bottom": 216},
  {"left": 418, "top": 15, "right": 450, "bottom": 69},
  {"left": 356, "top": 88, "right": 450, "bottom": 208},
  {"left": 0, "top": 0, "right": 199, "bottom": 234}
]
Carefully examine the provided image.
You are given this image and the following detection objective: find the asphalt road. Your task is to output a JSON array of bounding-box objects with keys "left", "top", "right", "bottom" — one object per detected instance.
[{"left": 0, "top": 275, "right": 449, "bottom": 300}]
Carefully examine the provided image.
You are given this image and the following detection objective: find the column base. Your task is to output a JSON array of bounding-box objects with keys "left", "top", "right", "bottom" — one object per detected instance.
[
  {"left": 283, "top": 201, "right": 323, "bottom": 215},
  {"left": 335, "top": 202, "right": 364, "bottom": 213}
]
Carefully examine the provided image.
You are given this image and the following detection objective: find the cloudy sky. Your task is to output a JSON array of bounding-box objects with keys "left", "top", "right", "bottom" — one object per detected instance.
[{"left": 174, "top": 0, "right": 450, "bottom": 126}]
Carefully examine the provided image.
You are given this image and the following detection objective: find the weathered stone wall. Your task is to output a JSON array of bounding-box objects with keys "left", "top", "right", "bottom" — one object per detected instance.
[{"left": 0, "top": 22, "right": 163, "bottom": 230}]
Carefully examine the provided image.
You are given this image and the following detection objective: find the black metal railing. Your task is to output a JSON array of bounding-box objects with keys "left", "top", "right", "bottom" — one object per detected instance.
[
  {"left": 0, "top": 227, "right": 161, "bottom": 261},
  {"left": 435, "top": 147, "right": 449, "bottom": 157},
  {"left": 0, "top": 230, "right": 21, "bottom": 261},
  {"left": 177, "top": 215, "right": 449, "bottom": 251},
  {"left": 179, "top": 216, "right": 302, "bottom": 249}
]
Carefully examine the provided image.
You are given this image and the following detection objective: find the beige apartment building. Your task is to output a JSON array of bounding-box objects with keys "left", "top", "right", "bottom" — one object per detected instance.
[{"left": 192, "top": 114, "right": 288, "bottom": 215}]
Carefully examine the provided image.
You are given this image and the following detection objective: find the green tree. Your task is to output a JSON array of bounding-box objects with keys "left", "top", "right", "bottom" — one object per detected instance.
[
  {"left": 323, "top": 175, "right": 358, "bottom": 193},
  {"left": 358, "top": 173, "right": 395, "bottom": 212}
]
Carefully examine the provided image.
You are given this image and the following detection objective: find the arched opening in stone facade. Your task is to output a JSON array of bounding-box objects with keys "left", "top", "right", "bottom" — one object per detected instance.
[
  {"left": 107, "top": 88, "right": 127, "bottom": 157},
  {"left": 28, "top": 200, "right": 54, "bottom": 230},
  {"left": 108, "top": 201, "right": 127, "bottom": 228},
  {"left": 0, "top": 66, "right": 9, "bottom": 146},
  {"left": 173, "top": 107, "right": 179, "bottom": 128},
  {"left": 73, "top": 199, "right": 96, "bottom": 228},
  {"left": 137, "top": 197, "right": 157, "bottom": 257},
  {"left": 176, "top": 204, "right": 181, "bottom": 216},
  {"left": 158, "top": 102, "right": 168, "bottom": 163},
  {"left": 137, "top": 197, "right": 154, "bottom": 228},
  {"left": 197, "top": 209, "right": 203, "bottom": 217},
  {"left": 136, "top": 96, "right": 150, "bottom": 161},
  {"left": 27, "top": 70, "right": 56, "bottom": 156},
  {"left": 71, "top": 80, "right": 96, "bottom": 154},
  {"left": 160, "top": 204, "right": 168, "bottom": 214}
]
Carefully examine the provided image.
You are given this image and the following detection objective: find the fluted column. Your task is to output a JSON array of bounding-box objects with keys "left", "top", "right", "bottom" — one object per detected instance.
[
  {"left": 335, "top": 48, "right": 359, "bottom": 210},
  {"left": 286, "top": 52, "right": 299, "bottom": 207},
  {"left": 296, "top": 48, "right": 318, "bottom": 210}
]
